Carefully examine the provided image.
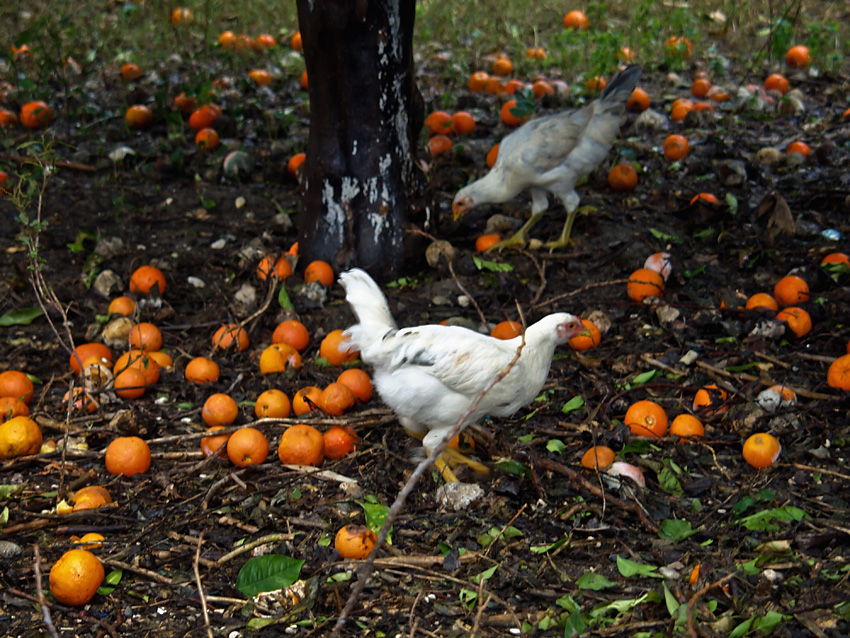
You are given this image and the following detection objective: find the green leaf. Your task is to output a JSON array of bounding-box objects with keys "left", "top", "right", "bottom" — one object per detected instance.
[
  {"left": 357, "top": 499, "right": 391, "bottom": 541},
  {"left": 725, "top": 192, "right": 739, "bottom": 215},
  {"left": 555, "top": 594, "right": 580, "bottom": 611},
  {"left": 564, "top": 608, "right": 587, "bottom": 637},
  {"left": 576, "top": 572, "right": 616, "bottom": 591},
  {"left": 729, "top": 616, "right": 754, "bottom": 638},
  {"left": 0, "top": 506, "right": 8, "bottom": 526},
  {"left": 648, "top": 228, "right": 682, "bottom": 243},
  {"left": 0, "top": 485, "right": 21, "bottom": 499},
  {"left": 235, "top": 555, "right": 304, "bottom": 597},
  {"left": 737, "top": 506, "right": 807, "bottom": 532},
  {"left": 494, "top": 459, "right": 528, "bottom": 476},
  {"left": 472, "top": 255, "right": 514, "bottom": 272},
  {"left": 277, "top": 285, "right": 294, "bottom": 311},
  {"left": 753, "top": 610, "right": 789, "bottom": 632},
  {"left": 104, "top": 569, "right": 123, "bottom": 586},
  {"left": 657, "top": 467, "right": 683, "bottom": 494},
  {"left": 561, "top": 396, "right": 585, "bottom": 413},
  {"left": 547, "top": 439, "right": 566, "bottom": 454},
  {"left": 0, "top": 307, "right": 44, "bottom": 326},
  {"left": 530, "top": 535, "right": 568, "bottom": 554},
  {"left": 472, "top": 565, "right": 498, "bottom": 584},
  {"left": 517, "top": 433, "right": 534, "bottom": 443},
  {"left": 631, "top": 370, "right": 659, "bottom": 386},
  {"left": 663, "top": 582, "right": 680, "bottom": 616},
  {"left": 616, "top": 555, "right": 663, "bottom": 579},
  {"left": 658, "top": 519, "right": 698, "bottom": 542}
]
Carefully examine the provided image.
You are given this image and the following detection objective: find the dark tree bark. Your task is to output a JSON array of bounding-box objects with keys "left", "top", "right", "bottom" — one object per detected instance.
[{"left": 296, "top": 0, "right": 425, "bottom": 281}]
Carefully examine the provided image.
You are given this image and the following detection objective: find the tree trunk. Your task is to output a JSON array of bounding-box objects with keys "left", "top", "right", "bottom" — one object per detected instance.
[{"left": 296, "top": 0, "right": 424, "bottom": 281}]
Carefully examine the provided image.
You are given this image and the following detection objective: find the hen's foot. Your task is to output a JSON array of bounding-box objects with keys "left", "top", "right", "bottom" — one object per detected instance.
[
  {"left": 544, "top": 206, "right": 592, "bottom": 252},
  {"left": 485, "top": 211, "right": 545, "bottom": 253}
]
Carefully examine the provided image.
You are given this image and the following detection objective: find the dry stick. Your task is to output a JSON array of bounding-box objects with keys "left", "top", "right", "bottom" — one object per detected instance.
[
  {"left": 791, "top": 462, "right": 850, "bottom": 482},
  {"left": 330, "top": 332, "right": 531, "bottom": 638},
  {"left": 407, "top": 590, "right": 423, "bottom": 638},
  {"left": 686, "top": 572, "right": 735, "bottom": 638},
  {"left": 534, "top": 278, "right": 628, "bottom": 309},
  {"left": 33, "top": 545, "right": 60, "bottom": 638},
  {"left": 103, "top": 559, "right": 176, "bottom": 585},
  {"left": 216, "top": 533, "right": 294, "bottom": 565},
  {"left": 695, "top": 360, "right": 840, "bottom": 401},
  {"left": 193, "top": 534, "right": 214, "bottom": 638},
  {"left": 6, "top": 588, "right": 120, "bottom": 637},
  {"left": 520, "top": 249, "right": 548, "bottom": 307},
  {"left": 470, "top": 592, "right": 493, "bottom": 638},
  {"left": 482, "top": 503, "right": 527, "bottom": 559},
  {"left": 1, "top": 152, "right": 97, "bottom": 173},
  {"left": 446, "top": 258, "right": 487, "bottom": 328},
  {"left": 535, "top": 457, "right": 659, "bottom": 534}
]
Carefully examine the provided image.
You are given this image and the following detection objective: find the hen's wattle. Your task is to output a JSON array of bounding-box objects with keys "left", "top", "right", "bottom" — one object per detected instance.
[
  {"left": 453, "top": 65, "right": 641, "bottom": 250},
  {"left": 339, "top": 268, "right": 585, "bottom": 481}
]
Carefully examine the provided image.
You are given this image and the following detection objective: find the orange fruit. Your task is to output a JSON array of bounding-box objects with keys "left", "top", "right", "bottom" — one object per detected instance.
[
  {"left": 20, "top": 101, "right": 52, "bottom": 130},
  {"left": 113, "top": 350, "right": 161, "bottom": 384},
  {"left": 644, "top": 252, "right": 673, "bottom": 280},
  {"left": 212, "top": 324, "right": 250, "bottom": 352},
  {"left": 257, "top": 255, "right": 293, "bottom": 281},
  {"left": 320, "top": 329, "right": 358, "bottom": 365},
  {"left": 291, "top": 31, "right": 303, "bottom": 51},
  {"left": 500, "top": 100, "right": 528, "bottom": 127},
  {"left": 202, "top": 393, "right": 239, "bottom": 427},
  {"left": 492, "top": 57, "right": 513, "bottom": 76},
  {"left": 278, "top": 424, "right": 324, "bottom": 466},
  {"left": 184, "top": 356, "right": 220, "bottom": 384},
  {"left": 624, "top": 400, "right": 668, "bottom": 437},
  {"left": 319, "top": 382, "right": 356, "bottom": 417},
  {"left": 827, "top": 354, "right": 850, "bottom": 390},
  {"left": 300, "top": 70, "right": 309, "bottom": 90},
  {"left": 484, "top": 76, "right": 504, "bottom": 95},
  {"left": 692, "top": 101, "right": 715, "bottom": 112},
  {"left": 669, "top": 414, "right": 704, "bottom": 439},
  {"left": 526, "top": 47, "right": 546, "bottom": 60},
  {"left": 690, "top": 193, "right": 720, "bottom": 205},
  {"left": 0, "top": 396, "right": 29, "bottom": 423},
  {"left": 201, "top": 425, "right": 231, "bottom": 459},
  {"left": 288, "top": 152, "right": 306, "bottom": 177},
  {"left": 486, "top": 143, "right": 500, "bottom": 168},
  {"left": 618, "top": 47, "right": 636, "bottom": 62},
  {"left": 580, "top": 445, "right": 615, "bottom": 470},
  {"left": 0, "top": 416, "right": 42, "bottom": 459},
  {"left": 324, "top": 425, "right": 359, "bottom": 460},
  {"left": 104, "top": 436, "right": 151, "bottom": 476},
  {"left": 663, "top": 134, "right": 689, "bottom": 161},
  {"left": 113, "top": 368, "right": 147, "bottom": 400},
  {"left": 764, "top": 73, "right": 789, "bottom": 94},
  {"left": 218, "top": 30, "right": 236, "bottom": 48},
  {"left": 665, "top": 36, "right": 692, "bottom": 58},
  {"left": 424, "top": 111, "right": 453, "bottom": 136},
  {"left": 785, "top": 45, "right": 810, "bottom": 68},
  {"left": 820, "top": 252, "right": 850, "bottom": 268},
  {"left": 304, "top": 260, "right": 334, "bottom": 286},
  {"left": 195, "top": 127, "right": 220, "bottom": 151},
  {"left": 428, "top": 134, "right": 453, "bottom": 156},
  {"left": 626, "top": 87, "right": 650, "bottom": 112},
  {"left": 63, "top": 388, "right": 99, "bottom": 414},
  {"left": 255, "top": 389, "right": 291, "bottom": 418},
  {"left": 0, "top": 370, "right": 34, "bottom": 404},
  {"left": 72, "top": 485, "right": 113, "bottom": 511},
  {"left": 776, "top": 307, "right": 812, "bottom": 338},
  {"left": 786, "top": 141, "right": 811, "bottom": 157},
  {"left": 227, "top": 427, "right": 269, "bottom": 467},
  {"left": 585, "top": 76, "right": 606, "bottom": 92},
  {"left": 188, "top": 105, "right": 220, "bottom": 132},
  {"left": 563, "top": 10, "right": 589, "bottom": 30},
  {"left": 272, "top": 320, "right": 310, "bottom": 352},
  {"left": 120, "top": 63, "right": 142, "bottom": 80},
  {"left": 0, "top": 108, "right": 19, "bottom": 127},
  {"left": 259, "top": 343, "right": 303, "bottom": 373},
  {"left": 627, "top": 268, "right": 665, "bottom": 302},
  {"left": 607, "top": 164, "right": 638, "bottom": 191},
  {"left": 148, "top": 350, "right": 173, "bottom": 372},
  {"left": 490, "top": 320, "right": 523, "bottom": 340},
  {"left": 256, "top": 34, "right": 277, "bottom": 48},
  {"left": 336, "top": 368, "right": 373, "bottom": 403},
  {"left": 568, "top": 319, "right": 601, "bottom": 351},
  {"left": 690, "top": 78, "right": 711, "bottom": 98},
  {"left": 173, "top": 92, "right": 198, "bottom": 114},
  {"left": 503, "top": 79, "right": 523, "bottom": 95},
  {"left": 468, "top": 71, "right": 490, "bottom": 92},
  {"left": 531, "top": 80, "right": 555, "bottom": 99},
  {"left": 170, "top": 7, "right": 194, "bottom": 24},
  {"left": 670, "top": 102, "right": 692, "bottom": 122},
  {"left": 706, "top": 87, "right": 730, "bottom": 103},
  {"left": 450, "top": 111, "right": 476, "bottom": 136},
  {"left": 130, "top": 322, "right": 163, "bottom": 352},
  {"left": 475, "top": 233, "right": 501, "bottom": 252},
  {"left": 335, "top": 525, "right": 377, "bottom": 559},
  {"left": 73, "top": 532, "right": 105, "bottom": 548},
  {"left": 249, "top": 69, "right": 272, "bottom": 86},
  {"left": 70, "top": 343, "right": 113, "bottom": 375},
  {"left": 129, "top": 265, "right": 166, "bottom": 294},
  {"left": 49, "top": 549, "right": 104, "bottom": 606},
  {"left": 125, "top": 105, "right": 153, "bottom": 129},
  {"left": 293, "top": 386, "right": 322, "bottom": 416},
  {"left": 692, "top": 384, "right": 728, "bottom": 415},
  {"left": 745, "top": 292, "right": 779, "bottom": 312},
  {"left": 108, "top": 295, "right": 136, "bottom": 316},
  {"left": 742, "top": 432, "right": 781, "bottom": 469}
]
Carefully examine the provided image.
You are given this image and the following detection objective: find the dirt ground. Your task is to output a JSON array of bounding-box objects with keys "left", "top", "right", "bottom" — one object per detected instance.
[{"left": 2, "top": 60, "right": 850, "bottom": 637}]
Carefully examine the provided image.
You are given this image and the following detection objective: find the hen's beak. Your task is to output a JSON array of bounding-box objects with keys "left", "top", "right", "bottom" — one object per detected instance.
[{"left": 452, "top": 201, "right": 466, "bottom": 221}]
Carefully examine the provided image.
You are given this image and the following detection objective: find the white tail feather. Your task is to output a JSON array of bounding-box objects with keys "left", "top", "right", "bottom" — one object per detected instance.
[{"left": 338, "top": 269, "right": 397, "bottom": 352}]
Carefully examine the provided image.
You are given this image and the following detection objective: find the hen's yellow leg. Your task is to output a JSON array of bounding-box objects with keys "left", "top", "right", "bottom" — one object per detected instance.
[
  {"left": 544, "top": 205, "right": 594, "bottom": 251},
  {"left": 485, "top": 212, "right": 545, "bottom": 252}
]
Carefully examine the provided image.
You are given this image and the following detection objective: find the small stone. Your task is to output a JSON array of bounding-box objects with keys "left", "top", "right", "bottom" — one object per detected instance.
[
  {"left": 435, "top": 482, "right": 484, "bottom": 511},
  {"left": 92, "top": 270, "right": 123, "bottom": 298}
]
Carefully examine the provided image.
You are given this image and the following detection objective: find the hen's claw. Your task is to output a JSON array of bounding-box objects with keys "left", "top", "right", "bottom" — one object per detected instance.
[{"left": 485, "top": 211, "right": 544, "bottom": 252}]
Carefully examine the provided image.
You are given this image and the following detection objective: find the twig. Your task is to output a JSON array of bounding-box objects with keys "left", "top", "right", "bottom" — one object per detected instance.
[
  {"left": 447, "top": 258, "right": 487, "bottom": 328},
  {"left": 407, "top": 590, "right": 423, "bottom": 638},
  {"left": 695, "top": 360, "right": 840, "bottom": 400},
  {"left": 483, "top": 503, "right": 527, "bottom": 558},
  {"left": 686, "top": 572, "right": 735, "bottom": 638},
  {"left": 4, "top": 586, "right": 119, "bottom": 637},
  {"left": 331, "top": 329, "right": 531, "bottom": 637},
  {"left": 534, "top": 278, "right": 628, "bottom": 309},
  {"left": 103, "top": 559, "right": 176, "bottom": 585},
  {"left": 193, "top": 534, "right": 214, "bottom": 638},
  {"left": 216, "top": 533, "right": 296, "bottom": 565},
  {"left": 520, "top": 249, "right": 547, "bottom": 306},
  {"left": 33, "top": 545, "right": 60, "bottom": 638},
  {"left": 790, "top": 462, "right": 850, "bottom": 482},
  {"left": 1, "top": 152, "right": 97, "bottom": 172}
]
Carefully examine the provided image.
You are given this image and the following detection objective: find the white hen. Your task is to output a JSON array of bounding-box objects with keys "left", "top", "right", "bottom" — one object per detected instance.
[
  {"left": 453, "top": 65, "right": 642, "bottom": 250},
  {"left": 339, "top": 268, "right": 586, "bottom": 481}
]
